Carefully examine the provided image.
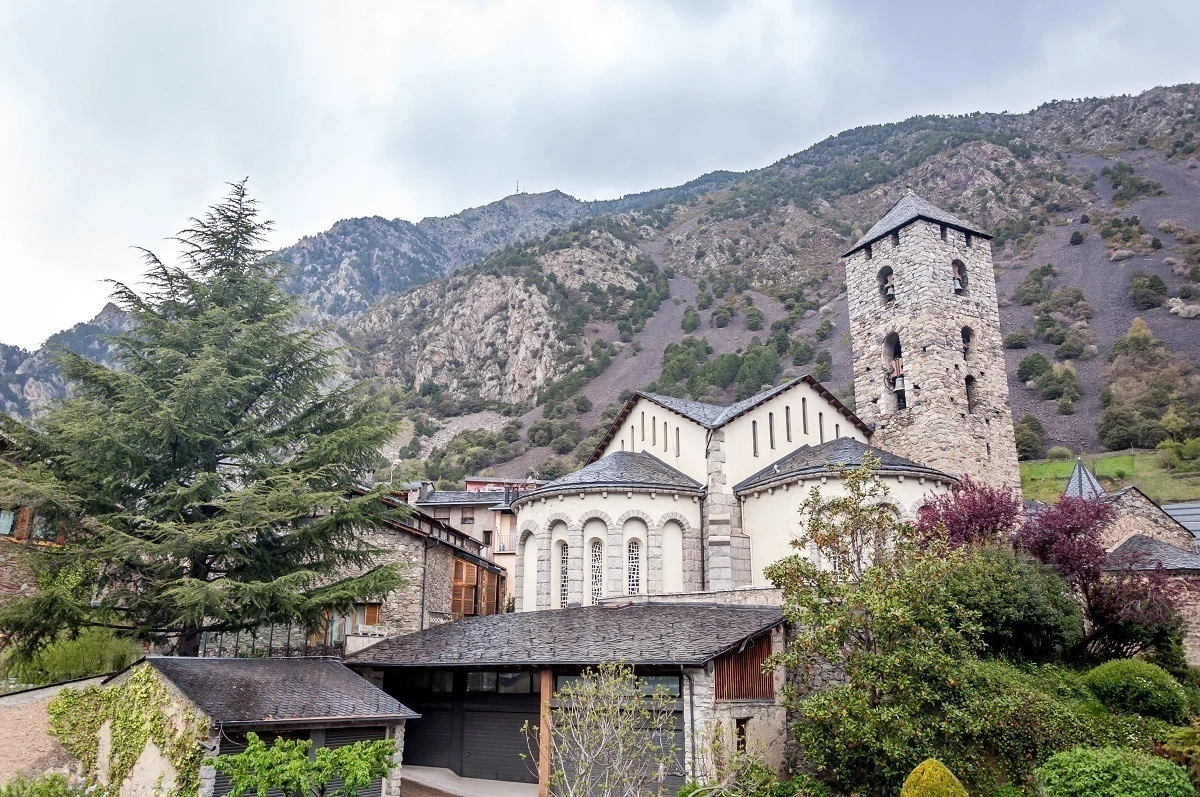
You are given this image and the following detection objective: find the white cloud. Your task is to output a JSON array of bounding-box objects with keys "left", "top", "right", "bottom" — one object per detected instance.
[{"left": 0, "top": 0, "right": 1196, "bottom": 348}]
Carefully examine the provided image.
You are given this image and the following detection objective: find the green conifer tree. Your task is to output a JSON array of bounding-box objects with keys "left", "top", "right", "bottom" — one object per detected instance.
[{"left": 0, "top": 181, "right": 403, "bottom": 656}]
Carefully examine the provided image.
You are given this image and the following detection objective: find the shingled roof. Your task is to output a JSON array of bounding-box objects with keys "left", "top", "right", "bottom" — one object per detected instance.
[
  {"left": 733, "top": 437, "right": 951, "bottom": 494},
  {"left": 345, "top": 603, "right": 784, "bottom": 668},
  {"left": 415, "top": 490, "right": 509, "bottom": 507},
  {"left": 843, "top": 190, "right": 991, "bottom": 256},
  {"left": 513, "top": 451, "right": 702, "bottom": 505},
  {"left": 139, "top": 657, "right": 418, "bottom": 728},
  {"left": 1063, "top": 459, "right": 1106, "bottom": 500},
  {"left": 1164, "top": 502, "right": 1200, "bottom": 539},
  {"left": 1105, "top": 534, "right": 1200, "bottom": 572}
]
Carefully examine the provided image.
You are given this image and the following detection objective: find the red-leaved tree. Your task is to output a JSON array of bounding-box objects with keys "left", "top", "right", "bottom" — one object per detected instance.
[
  {"left": 1017, "top": 496, "right": 1182, "bottom": 661},
  {"left": 915, "top": 477, "right": 1024, "bottom": 548}
]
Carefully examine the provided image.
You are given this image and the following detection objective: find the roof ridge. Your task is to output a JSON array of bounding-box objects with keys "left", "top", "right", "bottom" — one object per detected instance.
[{"left": 843, "top": 191, "right": 990, "bottom": 256}]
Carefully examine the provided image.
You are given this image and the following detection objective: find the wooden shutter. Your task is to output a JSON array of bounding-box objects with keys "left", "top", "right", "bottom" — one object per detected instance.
[
  {"left": 452, "top": 559, "right": 479, "bottom": 617},
  {"left": 363, "top": 604, "right": 380, "bottom": 626}
]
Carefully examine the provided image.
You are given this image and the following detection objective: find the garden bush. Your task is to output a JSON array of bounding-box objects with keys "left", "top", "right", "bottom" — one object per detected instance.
[
  {"left": 1082, "top": 659, "right": 1188, "bottom": 723},
  {"left": 899, "top": 759, "right": 966, "bottom": 797},
  {"left": 1161, "top": 726, "right": 1200, "bottom": 792},
  {"left": 1034, "top": 746, "right": 1191, "bottom": 797}
]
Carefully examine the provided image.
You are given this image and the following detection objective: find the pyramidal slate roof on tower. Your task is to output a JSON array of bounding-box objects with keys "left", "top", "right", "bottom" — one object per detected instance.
[
  {"left": 1062, "top": 459, "right": 1106, "bottom": 500},
  {"left": 843, "top": 190, "right": 991, "bottom": 256}
]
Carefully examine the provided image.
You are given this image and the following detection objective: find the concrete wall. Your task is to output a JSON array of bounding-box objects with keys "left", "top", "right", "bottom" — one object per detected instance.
[
  {"left": 513, "top": 489, "right": 702, "bottom": 611},
  {"left": 845, "top": 217, "right": 1020, "bottom": 490},
  {"left": 739, "top": 472, "right": 953, "bottom": 586},
  {"left": 0, "top": 676, "right": 108, "bottom": 782}
]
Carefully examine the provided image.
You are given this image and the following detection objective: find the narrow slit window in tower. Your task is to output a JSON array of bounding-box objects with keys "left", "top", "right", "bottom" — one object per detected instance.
[
  {"left": 818, "top": 412, "right": 825, "bottom": 443},
  {"left": 802, "top": 398, "right": 808, "bottom": 434},
  {"left": 940, "top": 224, "right": 948, "bottom": 241},
  {"left": 785, "top": 406, "right": 792, "bottom": 442},
  {"left": 961, "top": 326, "right": 973, "bottom": 359},
  {"left": 675, "top": 427, "right": 680, "bottom": 457},
  {"left": 651, "top": 415, "right": 656, "bottom": 446},
  {"left": 768, "top": 412, "right": 775, "bottom": 449},
  {"left": 884, "top": 332, "right": 907, "bottom": 411},
  {"left": 752, "top": 420, "right": 759, "bottom": 456},
  {"left": 663, "top": 421, "right": 668, "bottom": 452},
  {"left": 965, "top": 375, "right": 977, "bottom": 414},
  {"left": 891, "top": 230, "right": 900, "bottom": 247}
]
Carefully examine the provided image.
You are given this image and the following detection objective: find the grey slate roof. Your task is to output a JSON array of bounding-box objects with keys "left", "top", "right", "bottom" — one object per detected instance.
[
  {"left": 141, "top": 657, "right": 418, "bottom": 726},
  {"left": 1063, "top": 460, "right": 1106, "bottom": 500},
  {"left": 516, "top": 451, "right": 702, "bottom": 504},
  {"left": 844, "top": 190, "right": 991, "bottom": 256},
  {"left": 1164, "top": 502, "right": 1200, "bottom": 539},
  {"left": 344, "top": 603, "right": 784, "bottom": 668},
  {"left": 1105, "top": 534, "right": 1200, "bottom": 572},
  {"left": 416, "top": 490, "right": 509, "bottom": 506},
  {"left": 733, "top": 437, "right": 951, "bottom": 493},
  {"left": 642, "top": 377, "right": 818, "bottom": 430}
]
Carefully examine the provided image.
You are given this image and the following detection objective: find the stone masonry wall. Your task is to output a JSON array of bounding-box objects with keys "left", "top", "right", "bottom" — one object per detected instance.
[
  {"left": 704, "top": 428, "right": 753, "bottom": 590},
  {"left": 1101, "top": 489, "right": 1197, "bottom": 552},
  {"left": 845, "top": 217, "right": 1019, "bottom": 489}
]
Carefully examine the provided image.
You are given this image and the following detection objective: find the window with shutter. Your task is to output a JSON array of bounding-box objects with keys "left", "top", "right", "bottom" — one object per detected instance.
[{"left": 452, "top": 559, "right": 479, "bottom": 618}]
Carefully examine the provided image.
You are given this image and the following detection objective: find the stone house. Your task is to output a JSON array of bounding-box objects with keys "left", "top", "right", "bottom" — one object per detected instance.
[
  {"left": 411, "top": 484, "right": 526, "bottom": 588},
  {"left": 344, "top": 601, "right": 785, "bottom": 794},
  {"left": 0, "top": 658, "right": 417, "bottom": 797},
  {"left": 509, "top": 191, "right": 1021, "bottom": 614}
]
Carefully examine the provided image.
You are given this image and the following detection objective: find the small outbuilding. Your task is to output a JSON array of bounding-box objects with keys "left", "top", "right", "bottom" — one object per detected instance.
[
  {"left": 40, "top": 657, "right": 418, "bottom": 797},
  {"left": 345, "top": 601, "right": 785, "bottom": 794}
]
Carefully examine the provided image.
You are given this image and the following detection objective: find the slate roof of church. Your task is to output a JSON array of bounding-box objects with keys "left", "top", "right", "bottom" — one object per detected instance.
[
  {"left": 1105, "top": 534, "right": 1200, "bottom": 573},
  {"left": 732, "top": 437, "right": 952, "bottom": 493},
  {"left": 843, "top": 190, "right": 991, "bottom": 256},
  {"left": 344, "top": 603, "right": 784, "bottom": 668},
  {"left": 135, "top": 657, "right": 418, "bottom": 727},
  {"left": 1062, "top": 460, "right": 1107, "bottom": 500},
  {"left": 513, "top": 451, "right": 702, "bottom": 505},
  {"left": 1164, "top": 502, "right": 1200, "bottom": 539}
]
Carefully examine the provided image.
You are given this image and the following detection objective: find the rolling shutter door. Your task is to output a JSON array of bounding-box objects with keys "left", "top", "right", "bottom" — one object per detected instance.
[
  {"left": 461, "top": 708, "right": 539, "bottom": 783},
  {"left": 403, "top": 705, "right": 453, "bottom": 768},
  {"left": 325, "top": 726, "right": 388, "bottom": 797}
]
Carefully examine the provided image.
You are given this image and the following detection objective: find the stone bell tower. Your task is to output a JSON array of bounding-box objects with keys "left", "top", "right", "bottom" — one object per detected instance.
[{"left": 843, "top": 190, "right": 1019, "bottom": 489}]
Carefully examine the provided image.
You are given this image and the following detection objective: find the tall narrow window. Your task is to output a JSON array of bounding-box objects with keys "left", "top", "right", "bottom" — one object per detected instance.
[
  {"left": 835, "top": 423, "right": 840, "bottom": 439},
  {"left": 878, "top": 266, "right": 895, "bottom": 302},
  {"left": 952, "top": 259, "right": 968, "bottom": 294},
  {"left": 802, "top": 398, "right": 809, "bottom": 434},
  {"left": 621, "top": 439, "right": 625, "bottom": 451},
  {"left": 961, "top": 326, "right": 973, "bottom": 359},
  {"left": 627, "top": 540, "right": 641, "bottom": 595},
  {"left": 965, "top": 232, "right": 973, "bottom": 248},
  {"left": 940, "top": 224, "right": 948, "bottom": 241},
  {"left": 559, "top": 543, "right": 569, "bottom": 608},
  {"left": 675, "top": 426, "right": 680, "bottom": 457},
  {"left": 630, "top": 423, "right": 636, "bottom": 451},
  {"left": 891, "top": 230, "right": 900, "bottom": 247},
  {"left": 640, "top": 412, "right": 645, "bottom": 440},
  {"left": 768, "top": 412, "right": 775, "bottom": 449},
  {"left": 590, "top": 540, "right": 604, "bottom": 604},
  {"left": 785, "top": 406, "right": 792, "bottom": 442},
  {"left": 663, "top": 421, "right": 668, "bottom": 452},
  {"left": 865, "top": 244, "right": 873, "bottom": 260},
  {"left": 818, "top": 412, "right": 825, "bottom": 443},
  {"left": 965, "top": 376, "right": 977, "bottom": 414},
  {"left": 651, "top": 415, "right": 657, "bottom": 446},
  {"left": 752, "top": 420, "right": 759, "bottom": 456}
]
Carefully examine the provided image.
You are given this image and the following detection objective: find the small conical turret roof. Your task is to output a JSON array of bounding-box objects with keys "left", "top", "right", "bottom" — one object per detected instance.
[
  {"left": 1063, "top": 458, "right": 1106, "bottom": 500},
  {"left": 843, "top": 189, "right": 991, "bottom": 256}
]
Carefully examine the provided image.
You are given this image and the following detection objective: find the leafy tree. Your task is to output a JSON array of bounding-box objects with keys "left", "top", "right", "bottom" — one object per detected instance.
[
  {"left": 744, "top": 306, "right": 765, "bottom": 331},
  {"left": 1070, "top": 230, "right": 1085, "bottom": 245},
  {"left": 214, "top": 732, "right": 396, "bottom": 797},
  {"left": 1, "top": 628, "right": 142, "bottom": 688},
  {"left": 1015, "top": 414, "right": 1048, "bottom": 460},
  {"left": 523, "top": 661, "right": 678, "bottom": 797},
  {"left": 0, "top": 182, "right": 403, "bottom": 656},
  {"left": 681, "top": 307, "right": 700, "bottom": 333},
  {"left": 791, "top": 338, "right": 815, "bottom": 366},
  {"left": 1018, "top": 353, "right": 1052, "bottom": 382},
  {"left": 811, "top": 351, "right": 832, "bottom": 382},
  {"left": 1018, "top": 497, "right": 1182, "bottom": 661}
]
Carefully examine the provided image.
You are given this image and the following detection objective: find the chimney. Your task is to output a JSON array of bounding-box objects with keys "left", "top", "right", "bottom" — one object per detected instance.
[{"left": 418, "top": 481, "right": 433, "bottom": 501}]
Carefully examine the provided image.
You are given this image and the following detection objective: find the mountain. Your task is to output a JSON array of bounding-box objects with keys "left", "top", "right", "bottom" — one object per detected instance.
[{"left": 5, "top": 84, "right": 1200, "bottom": 482}]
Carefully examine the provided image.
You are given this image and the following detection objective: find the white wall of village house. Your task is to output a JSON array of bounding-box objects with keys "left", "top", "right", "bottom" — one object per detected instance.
[
  {"left": 513, "top": 489, "right": 702, "bottom": 610},
  {"left": 600, "top": 399, "right": 710, "bottom": 484},
  {"left": 739, "top": 472, "right": 955, "bottom": 587}
]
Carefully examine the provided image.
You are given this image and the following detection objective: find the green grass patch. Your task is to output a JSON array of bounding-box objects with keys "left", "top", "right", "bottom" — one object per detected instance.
[{"left": 1021, "top": 451, "right": 1200, "bottom": 504}]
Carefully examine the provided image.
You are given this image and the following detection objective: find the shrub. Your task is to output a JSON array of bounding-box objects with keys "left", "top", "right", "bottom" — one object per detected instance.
[
  {"left": 813, "top": 319, "right": 835, "bottom": 341},
  {"left": 1130, "top": 272, "right": 1168, "bottom": 309},
  {"left": 1160, "top": 726, "right": 1200, "bottom": 792},
  {"left": 1014, "top": 415, "right": 1047, "bottom": 460},
  {"left": 696, "top": 291, "right": 714, "bottom": 310},
  {"left": 711, "top": 307, "right": 732, "bottom": 328},
  {"left": 811, "top": 351, "right": 832, "bottom": 381},
  {"left": 899, "top": 759, "right": 966, "bottom": 797},
  {"left": 1018, "top": 353, "right": 1052, "bottom": 382},
  {"left": 745, "top": 306, "right": 765, "bottom": 331},
  {"left": 1004, "top": 327, "right": 1031, "bottom": 349},
  {"left": 682, "top": 307, "right": 700, "bottom": 333},
  {"left": 1035, "top": 364, "right": 1082, "bottom": 402},
  {"left": 1069, "top": 230, "right": 1085, "bottom": 245},
  {"left": 0, "top": 774, "right": 88, "bottom": 797},
  {"left": 1047, "top": 445, "right": 1073, "bottom": 459},
  {"left": 791, "top": 338, "right": 815, "bottom": 366},
  {"left": 1034, "top": 746, "right": 1191, "bottom": 797},
  {"left": 0, "top": 628, "right": 142, "bottom": 688},
  {"left": 1058, "top": 397, "right": 1075, "bottom": 415},
  {"left": 1082, "top": 659, "right": 1188, "bottom": 723}
]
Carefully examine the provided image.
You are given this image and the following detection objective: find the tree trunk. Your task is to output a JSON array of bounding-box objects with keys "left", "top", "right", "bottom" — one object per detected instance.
[{"left": 177, "top": 625, "right": 202, "bottom": 657}]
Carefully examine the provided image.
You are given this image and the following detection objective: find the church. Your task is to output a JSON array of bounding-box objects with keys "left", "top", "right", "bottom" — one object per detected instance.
[{"left": 509, "top": 190, "right": 1021, "bottom": 608}]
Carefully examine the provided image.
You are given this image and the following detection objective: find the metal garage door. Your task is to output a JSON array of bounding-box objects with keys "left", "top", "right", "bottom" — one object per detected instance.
[
  {"left": 402, "top": 704, "right": 453, "bottom": 768},
  {"left": 325, "top": 726, "right": 387, "bottom": 797},
  {"left": 461, "top": 707, "right": 540, "bottom": 783}
]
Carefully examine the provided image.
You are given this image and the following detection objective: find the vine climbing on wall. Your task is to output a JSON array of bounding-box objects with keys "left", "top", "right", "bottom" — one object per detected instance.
[{"left": 47, "top": 665, "right": 208, "bottom": 797}]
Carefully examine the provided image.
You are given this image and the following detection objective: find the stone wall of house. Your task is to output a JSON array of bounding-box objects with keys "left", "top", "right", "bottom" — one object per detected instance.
[
  {"left": 362, "top": 527, "right": 456, "bottom": 635},
  {"left": 0, "top": 540, "right": 36, "bottom": 601},
  {"left": 1102, "top": 489, "right": 1197, "bottom": 552},
  {"left": 381, "top": 722, "right": 406, "bottom": 797},
  {"left": 704, "top": 428, "right": 752, "bottom": 591},
  {"left": 845, "top": 216, "right": 1019, "bottom": 490}
]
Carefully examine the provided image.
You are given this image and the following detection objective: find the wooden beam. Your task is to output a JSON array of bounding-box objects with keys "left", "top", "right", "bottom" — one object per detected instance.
[{"left": 538, "top": 669, "right": 552, "bottom": 797}]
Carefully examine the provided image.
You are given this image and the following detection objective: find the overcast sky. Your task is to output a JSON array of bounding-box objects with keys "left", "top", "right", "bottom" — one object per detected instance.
[{"left": 1, "top": 0, "right": 1197, "bottom": 349}]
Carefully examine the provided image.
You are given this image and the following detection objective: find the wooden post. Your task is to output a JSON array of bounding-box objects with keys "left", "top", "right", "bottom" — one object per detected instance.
[{"left": 538, "top": 669, "right": 552, "bottom": 797}]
